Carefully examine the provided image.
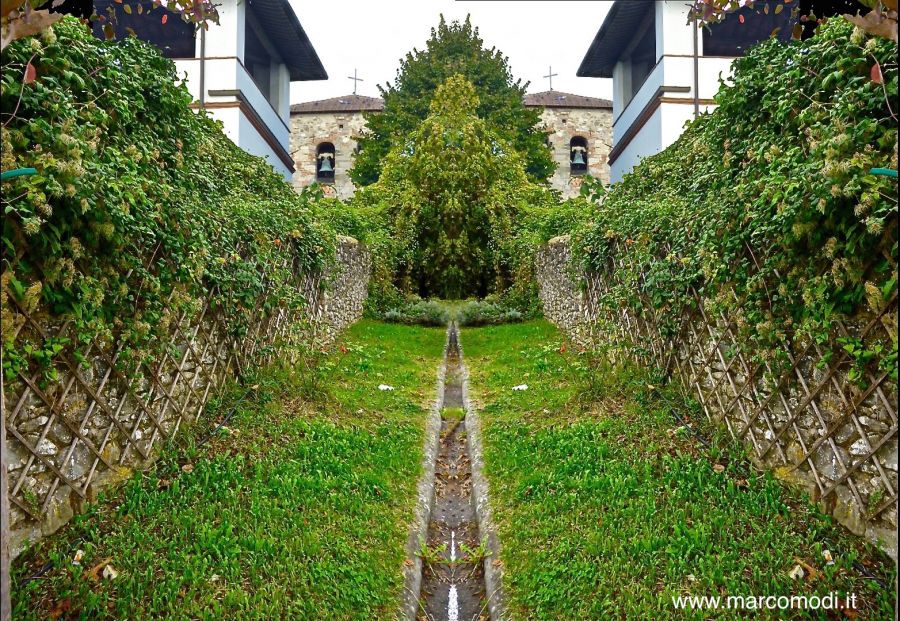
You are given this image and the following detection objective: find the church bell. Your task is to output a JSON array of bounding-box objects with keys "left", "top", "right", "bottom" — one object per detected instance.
[
  {"left": 571, "top": 150, "right": 586, "bottom": 166},
  {"left": 318, "top": 155, "right": 334, "bottom": 173}
]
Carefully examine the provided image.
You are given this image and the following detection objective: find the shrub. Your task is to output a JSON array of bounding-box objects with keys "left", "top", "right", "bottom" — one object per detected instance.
[
  {"left": 457, "top": 300, "right": 524, "bottom": 326},
  {"left": 381, "top": 299, "right": 450, "bottom": 327}
]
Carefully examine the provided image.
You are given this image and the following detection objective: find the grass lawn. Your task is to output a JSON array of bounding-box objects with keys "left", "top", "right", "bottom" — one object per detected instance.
[
  {"left": 461, "top": 320, "right": 896, "bottom": 620},
  {"left": 12, "top": 320, "right": 446, "bottom": 620}
]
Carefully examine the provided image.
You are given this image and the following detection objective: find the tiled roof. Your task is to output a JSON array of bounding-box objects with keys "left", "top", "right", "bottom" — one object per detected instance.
[
  {"left": 290, "top": 95, "right": 385, "bottom": 114},
  {"left": 291, "top": 91, "right": 611, "bottom": 114},
  {"left": 524, "top": 91, "right": 612, "bottom": 109}
]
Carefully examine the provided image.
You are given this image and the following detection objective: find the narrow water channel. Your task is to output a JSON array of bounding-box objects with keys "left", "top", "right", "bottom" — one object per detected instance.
[{"left": 421, "top": 325, "right": 487, "bottom": 620}]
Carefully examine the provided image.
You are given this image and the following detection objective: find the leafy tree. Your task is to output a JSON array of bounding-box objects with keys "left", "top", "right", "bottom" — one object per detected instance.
[
  {"left": 350, "top": 15, "right": 554, "bottom": 187},
  {"left": 354, "top": 75, "right": 543, "bottom": 300}
]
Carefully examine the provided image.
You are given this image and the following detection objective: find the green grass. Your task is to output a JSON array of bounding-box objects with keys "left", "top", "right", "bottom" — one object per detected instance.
[
  {"left": 462, "top": 320, "right": 896, "bottom": 620},
  {"left": 442, "top": 407, "right": 466, "bottom": 421},
  {"left": 12, "top": 320, "right": 446, "bottom": 620}
]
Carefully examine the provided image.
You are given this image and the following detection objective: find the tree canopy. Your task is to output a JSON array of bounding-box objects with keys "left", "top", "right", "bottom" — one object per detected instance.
[
  {"left": 351, "top": 75, "right": 554, "bottom": 301},
  {"left": 350, "top": 15, "right": 554, "bottom": 187}
]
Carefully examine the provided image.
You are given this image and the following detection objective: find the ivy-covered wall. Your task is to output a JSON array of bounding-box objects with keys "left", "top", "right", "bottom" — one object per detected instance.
[
  {"left": 536, "top": 20, "right": 898, "bottom": 558},
  {"left": 536, "top": 234, "right": 897, "bottom": 558},
  {"left": 1, "top": 21, "right": 371, "bottom": 555},
  {"left": 5, "top": 235, "right": 369, "bottom": 558}
]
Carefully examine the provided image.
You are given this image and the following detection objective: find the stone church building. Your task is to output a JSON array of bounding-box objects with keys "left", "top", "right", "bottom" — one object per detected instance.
[
  {"left": 524, "top": 91, "right": 613, "bottom": 196},
  {"left": 290, "top": 91, "right": 612, "bottom": 199}
]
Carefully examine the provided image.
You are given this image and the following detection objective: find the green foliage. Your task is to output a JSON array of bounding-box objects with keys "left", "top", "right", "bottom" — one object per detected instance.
[
  {"left": 575, "top": 20, "right": 898, "bottom": 378},
  {"left": 325, "top": 16, "right": 605, "bottom": 315},
  {"left": 456, "top": 299, "right": 523, "bottom": 326},
  {"left": 350, "top": 15, "right": 553, "bottom": 186},
  {"left": 382, "top": 298, "right": 450, "bottom": 327},
  {"left": 502, "top": 185, "right": 599, "bottom": 295},
  {"left": 1, "top": 19, "right": 333, "bottom": 379},
  {"left": 338, "top": 73, "right": 598, "bottom": 314},
  {"left": 351, "top": 75, "right": 549, "bottom": 301},
  {"left": 462, "top": 320, "right": 897, "bottom": 619},
  {"left": 12, "top": 320, "right": 448, "bottom": 619}
]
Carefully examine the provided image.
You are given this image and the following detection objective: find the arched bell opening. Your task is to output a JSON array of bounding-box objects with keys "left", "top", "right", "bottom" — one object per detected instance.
[
  {"left": 570, "top": 137, "right": 588, "bottom": 176},
  {"left": 316, "top": 142, "right": 336, "bottom": 183}
]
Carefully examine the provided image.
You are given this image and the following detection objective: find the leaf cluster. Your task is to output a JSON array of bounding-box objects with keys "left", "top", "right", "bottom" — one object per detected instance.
[{"left": 349, "top": 75, "right": 541, "bottom": 302}]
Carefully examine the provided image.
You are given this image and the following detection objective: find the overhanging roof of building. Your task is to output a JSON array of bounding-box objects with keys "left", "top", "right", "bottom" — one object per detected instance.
[
  {"left": 248, "top": 0, "right": 327, "bottom": 81},
  {"left": 577, "top": 0, "right": 654, "bottom": 78},
  {"left": 524, "top": 90, "right": 612, "bottom": 109},
  {"left": 290, "top": 95, "right": 384, "bottom": 114}
]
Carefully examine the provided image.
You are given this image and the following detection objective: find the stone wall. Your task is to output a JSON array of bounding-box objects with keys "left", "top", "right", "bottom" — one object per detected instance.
[
  {"left": 290, "top": 111, "right": 369, "bottom": 200},
  {"left": 315, "top": 236, "right": 372, "bottom": 341},
  {"left": 535, "top": 235, "right": 899, "bottom": 559},
  {"left": 288, "top": 100, "right": 613, "bottom": 199},
  {"left": 538, "top": 108, "right": 612, "bottom": 197},
  {"left": 4, "top": 237, "right": 370, "bottom": 558}
]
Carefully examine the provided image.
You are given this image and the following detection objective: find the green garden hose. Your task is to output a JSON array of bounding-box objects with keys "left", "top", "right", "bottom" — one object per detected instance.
[
  {"left": 0, "top": 167, "right": 37, "bottom": 181},
  {"left": 870, "top": 167, "right": 898, "bottom": 178}
]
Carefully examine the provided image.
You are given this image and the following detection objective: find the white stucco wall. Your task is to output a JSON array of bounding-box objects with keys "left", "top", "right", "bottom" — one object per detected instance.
[
  {"left": 239, "top": 114, "right": 292, "bottom": 180},
  {"left": 610, "top": 106, "right": 661, "bottom": 183},
  {"left": 172, "top": 0, "right": 292, "bottom": 181},
  {"left": 612, "top": 59, "right": 664, "bottom": 143},
  {"left": 271, "top": 64, "right": 291, "bottom": 121},
  {"left": 193, "top": 0, "right": 244, "bottom": 60},
  {"left": 661, "top": 101, "right": 714, "bottom": 147},
  {"left": 609, "top": 0, "right": 738, "bottom": 182},
  {"left": 613, "top": 53, "right": 733, "bottom": 145},
  {"left": 657, "top": 0, "right": 695, "bottom": 57},
  {"left": 235, "top": 62, "right": 290, "bottom": 147},
  {"left": 207, "top": 105, "right": 242, "bottom": 145},
  {"left": 176, "top": 57, "right": 235, "bottom": 105}
]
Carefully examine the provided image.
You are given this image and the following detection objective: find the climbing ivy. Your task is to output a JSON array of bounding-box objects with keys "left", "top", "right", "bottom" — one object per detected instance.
[
  {"left": 1, "top": 19, "right": 334, "bottom": 379},
  {"left": 575, "top": 19, "right": 898, "bottom": 378}
]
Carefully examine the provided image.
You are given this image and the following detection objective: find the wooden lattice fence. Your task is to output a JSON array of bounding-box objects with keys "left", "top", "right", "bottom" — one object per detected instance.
[
  {"left": 2, "top": 236, "right": 370, "bottom": 557},
  {"left": 536, "top": 235, "right": 898, "bottom": 558}
]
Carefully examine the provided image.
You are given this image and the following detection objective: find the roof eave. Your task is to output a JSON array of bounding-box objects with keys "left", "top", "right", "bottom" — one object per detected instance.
[
  {"left": 289, "top": 95, "right": 385, "bottom": 114},
  {"left": 271, "top": 0, "right": 327, "bottom": 81},
  {"left": 577, "top": 0, "right": 651, "bottom": 78}
]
